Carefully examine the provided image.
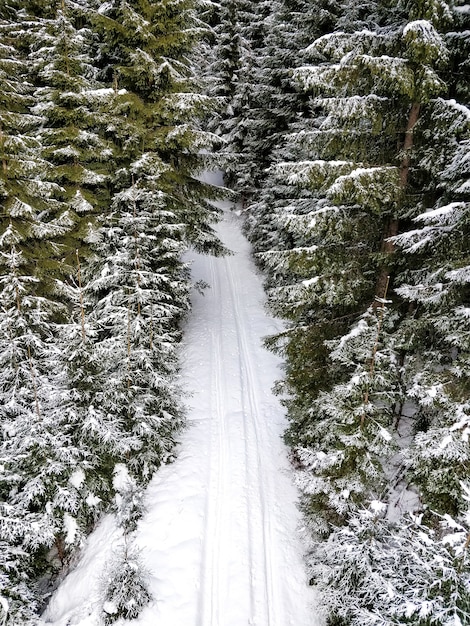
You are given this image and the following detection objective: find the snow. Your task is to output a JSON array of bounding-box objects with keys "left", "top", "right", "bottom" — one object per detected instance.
[
  {"left": 42, "top": 176, "right": 318, "bottom": 626},
  {"left": 302, "top": 276, "right": 319, "bottom": 287},
  {"left": 379, "top": 427, "right": 392, "bottom": 442},
  {"left": 370, "top": 500, "right": 387, "bottom": 515},
  {"left": 442, "top": 99, "right": 470, "bottom": 120},
  {"left": 112, "top": 463, "right": 131, "bottom": 492},
  {"left": 415, "top": 202, "right": 464, "bottom": 223},
  {"left": 63, "top": 513, "right": 78, "bottom": 546},
  {"left": 69, "top": 468, "right": 85, "bottom": 490},
  {"left": 403, "top": 20, "right": 438, "bottom": 39},
  {"left": 0, "top": 596, "right": 9, "bottom": 617}
]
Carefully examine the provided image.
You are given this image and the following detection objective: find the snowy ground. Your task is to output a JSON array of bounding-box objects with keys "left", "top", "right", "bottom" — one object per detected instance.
[{"left": 43, "top": 181, "right": 319, "bottom": 626}]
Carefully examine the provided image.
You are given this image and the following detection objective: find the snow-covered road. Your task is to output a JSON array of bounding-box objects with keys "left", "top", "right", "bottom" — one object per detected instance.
[{"left": 43, "top": 185, "right": 318, "bottom": 626}]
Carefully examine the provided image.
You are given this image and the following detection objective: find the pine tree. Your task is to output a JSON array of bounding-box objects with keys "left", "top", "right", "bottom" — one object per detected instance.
[
  {"left": 101, "top": 465, "right": 151, "bottom": 623},
  {"left": 393, "top": 99, "right": 470, "bottom": 517},
  {"left": 256, "top": 0, "right": 454, "bottom": 519},
  {"left": 84, "top": 173, "right": 188, "bottom": 484},
  {"left": 310, "top": 502, "right": 470, "bottom": 626},
  {"left": 0, "top": 242, "right": 84, "bottom": 618},
  {"left": 242, "top": 0, "right": 470, "bottom": 621},
  {"left": 28, "top": 0, "right": 113, "bottom": 270}
]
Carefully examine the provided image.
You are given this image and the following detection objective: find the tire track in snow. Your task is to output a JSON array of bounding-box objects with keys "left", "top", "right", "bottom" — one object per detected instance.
[
  {"left": 223, "top": 248, "right": 282, "bottom": 626},
  {"left": 198, "top": 256, "right": 229, "bottom": 626},
  {"left": 220, "top": 253, "right": 257, "bottom": 623}
]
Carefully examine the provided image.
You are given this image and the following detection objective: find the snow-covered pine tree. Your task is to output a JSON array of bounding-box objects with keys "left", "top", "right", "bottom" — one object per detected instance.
[
  {"left": 310, "top": 501, "right": 470, "bottom": 626},
  {"left": 21, "top": 0, "right": 133, "bottom": 527},
  {"left": 393, "top": 103, "right": 470, "bottom": 518},
  {"left": 205, "top": 0, "right": 245, "bottom": 144},
  {"left": 101, "top": 464, "right": 151, "bottom": 623},
  {"left": 0, "top": 241, "right": 86, "bottom": 619},
  {"left": 290, "top": 302, "right": 401, "bottom": 536},
  {"left": 207, "top": 0, "right": 257, "bottom": 197},
  {"left": 28, "top": 0, "right": 113, "bottom": 269},
  {"left": 0, "top": 11, "right": 67, "bottom": 294},
  {"left": 0, "top": 506, "right": 56, "bottom": 625},
  {"left": 1, "top": 0, "right": 126, "bottom": 565},
  {"left": 79, "top": 0, "right": 220, "bottom": 491},
  {"left": 84, "top": 168, "right": 188, "bottom": 484},
  {"left": 243, "top": 0, "right": 339, "bottom": 254},
  {"left": 209, "top": 0, "right": 297, "bottom": 201},
  {"left": 253, "top": 0, "right": 470, "bottom": 621},
  {"left": 93, "top": 0, "right": 225, "bottom": 251},
  {"left": 259, "top": 0, "right": 451, "bottom": 510},
  {"left": 446, "top": 0, "right": 470, "bottom": 103},
  {"left": 0, "top": 9, "right": 93, "bottom": 617}
]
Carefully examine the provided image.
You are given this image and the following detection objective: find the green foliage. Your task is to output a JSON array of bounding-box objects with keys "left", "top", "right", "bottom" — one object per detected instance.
[
  {"left": 0, "top": 0, "right": 224, "bottom": 620},
  {"left": 310, "top": 505, "right": 470, "bottom": 625},
  {"left": 102, "top": 544, "right": 152, "bottom": 624},
  {"left": 238, "top": 0, "right": 470, "bottom": 621}
]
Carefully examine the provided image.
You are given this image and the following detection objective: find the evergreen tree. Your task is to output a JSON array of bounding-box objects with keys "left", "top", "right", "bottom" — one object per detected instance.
[
  {"left": 0, "top": 243, "right": 81, "bottom": 619},
  {"left": 101, "top": 464, "right": 151, "bottom": 623},
  {"left": 242, "top": 0, "right": 470, "bottom": 622},
  {"left": 257, "top": 0, "right": 454, "bottom": 522},
  {"left": 78, "top": 0, "right": 226, "bottom": 489},
  {"left": 393, "top": 99, "right": 470, "bottom": 517},
  {"left": 0, "top": 0, "right": 224, "bottom": 619},
  {"left": 310, "top": 503, "right": 470, "bottom": 626},
  {"left": 85, "top": 172, "right": 188, "bottom": 483},
  {"left": 28, "top": 0, "right": 113, "bottom": 271}
]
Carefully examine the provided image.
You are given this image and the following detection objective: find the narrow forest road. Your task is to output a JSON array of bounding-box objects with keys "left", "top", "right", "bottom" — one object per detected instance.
[{"left": 43, "top": 181, "right": 318, "bottom": 626}]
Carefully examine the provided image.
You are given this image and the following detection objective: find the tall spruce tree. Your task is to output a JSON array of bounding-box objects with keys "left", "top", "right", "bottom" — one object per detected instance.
[
  {"left": 244, "top": 0, "right": 470, "bottom": 621},
  {"left": 259, "top": 0, "right": 452, "bottom": 519},
  {"left": 28, "top": 0, "right": 113, "bottom": 269},
  {"left": 1, "top": 0, "right": 225, "bottom": 620}
]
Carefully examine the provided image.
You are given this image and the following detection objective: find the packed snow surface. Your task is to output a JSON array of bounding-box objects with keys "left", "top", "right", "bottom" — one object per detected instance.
[{"left": 43, "top": 175, "right": 318, "bottom": 626}]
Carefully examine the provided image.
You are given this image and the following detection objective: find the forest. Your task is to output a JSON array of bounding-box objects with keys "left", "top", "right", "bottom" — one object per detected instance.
[{"left": 0, "top": 0, "right": 469, "bottom": 624}]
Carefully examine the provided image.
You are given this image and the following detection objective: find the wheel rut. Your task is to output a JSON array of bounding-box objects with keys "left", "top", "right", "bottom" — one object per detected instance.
[{"left": 223, "top": 248, "right": 282, "bottom": 626}]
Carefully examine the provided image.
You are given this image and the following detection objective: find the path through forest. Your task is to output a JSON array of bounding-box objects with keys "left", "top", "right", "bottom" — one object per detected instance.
[{"left": 43, "top": 175, "right": 318, "bottom": 626}]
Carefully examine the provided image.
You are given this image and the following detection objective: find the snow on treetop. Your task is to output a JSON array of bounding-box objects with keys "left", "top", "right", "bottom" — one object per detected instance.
[
  {"left": 275, "top": 160, "right": 354, "bottom": 186},
  {"left": 63, "top": 513, "right": 78, "bottom": 546},
  {"left": 301, "top": 276, "right": 319, "bottom": 288},
  {"left": 402, "top": 20, "right": 447, "bottom": 63},
  {"left": 162, "top": 92, "right": 213, "bottom": 113},
  {"left": 315, "top": 94, "right": 389, "bottom": 119},
  {"left": 446, "top": 265, "right": 470, "bottom": 285},
  {"left": 456, "top": 180, "right": 470, "bottom": 193},
  {"left": 112, "top": 463, "right": 131, "bottom": 492},
  {"left": 370, "top": 499, "right": 387, "bottom": 514},
  {"left": 330, "top": 318, "right": 369, "bottom": 359},
  {"left": 403, "top": 19, "right": 440, "bottom": 39}
]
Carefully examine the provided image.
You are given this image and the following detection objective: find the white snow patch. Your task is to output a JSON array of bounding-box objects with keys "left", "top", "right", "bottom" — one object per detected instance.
[
  {"left": 0, "top": 596, "right": 9, "bottom": 617},
  {"left": 439, "top": 434, "right": 453, "bottom": 450},
  {"left": 379, "top": 427, "right": 392, "bottom": 442},
  {"left": 370, "top": 500, "right": 387, "bottom": 515},
  {"left": 302, "top": 276, "right": 319, "bottom": 287},
  {"left": 69, "top": 468, "right": 85, "bottom": 490},
  {"left": 112, "top": 463, "right": 130, "bottom": 492},
  {"left": 85, "top": 494, "right": 101, "bottom": 508},
  {"left": 415, "top": 202, "right": 464, "bottom": 222},
  {"left": 102, "top": 602, "right": 117, "bottom": 615},
  {"left": 42, "top": 515, "right": 121, "bottom": 625},
  {"left": 63, "top": 514, "right": 78, "bottom": 546}
]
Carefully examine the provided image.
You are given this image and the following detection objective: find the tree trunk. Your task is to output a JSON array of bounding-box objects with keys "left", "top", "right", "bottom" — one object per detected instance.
[{"left": 373, "top": 102, "right": 421, "bottom": 306}]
